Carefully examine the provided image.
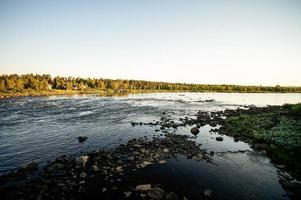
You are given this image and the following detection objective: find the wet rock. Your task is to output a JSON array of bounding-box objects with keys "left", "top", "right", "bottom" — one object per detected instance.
[
  {"left": 115, "top": 166, "right": 123, "bottom": 173},
  {"left": 216, "top": 136, "right": 223, "bottom": 141},
  {"left": 147, "top": 187, "right": 165, "bottom": 200},
  {"left": 191, "top": 127, "right": 200, "bottom": 135},
  {"left": 234, "top": 137, "right": 239, "bottom": 142},
  {"left": 158, "top": 160, "right": 167, "bottom": 164},
  {"left": 77, "top": 136, "right": 88, "bottom": 143},
  {"left": 18, "top": 161, "right": 39, "bottom": 175},
  {"left": 165, "top": 192, "right": 178, "bottom": 200},
  {"left": 204, "top": 189, "right": 213, "bottom": 197},
  {"left": 124, "top": 191, "right": 132, "bottom": 198},
  {"left": 135, "top": 184, "right": 152, "bottom": 192},
  {"left": 141, "top": 161, "right": 152, "bottom": 168},
  {"left": 79, "top": 172, "right": 87, "bottom": 178},
  {"left": 163, "top": 148, "right": 169, "bottom": 153},
  {"left": 76, "top": 155, "right": 89, "bottom": 167},
  {"left": 91, "top": 165, "right": 99, "bottom": 172}
]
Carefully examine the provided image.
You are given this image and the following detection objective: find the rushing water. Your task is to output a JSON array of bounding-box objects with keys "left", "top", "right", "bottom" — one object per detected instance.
[{"left": 0, "top": 92, "right": 300, "bottom": 198}]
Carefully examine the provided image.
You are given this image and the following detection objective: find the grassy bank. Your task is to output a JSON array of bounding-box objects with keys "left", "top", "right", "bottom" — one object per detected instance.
[{"left": 219, "top": 104, "right": 301, "bottom": 178}]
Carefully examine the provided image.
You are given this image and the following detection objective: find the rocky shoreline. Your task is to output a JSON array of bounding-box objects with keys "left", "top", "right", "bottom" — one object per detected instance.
[{"left": 0, "top": 134, "right": 210, "bottom": 200}]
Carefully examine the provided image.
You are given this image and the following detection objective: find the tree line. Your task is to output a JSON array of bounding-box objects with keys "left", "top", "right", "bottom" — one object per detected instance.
[{"left": 0, "top": 74, "right": 301, "bottom": 93}]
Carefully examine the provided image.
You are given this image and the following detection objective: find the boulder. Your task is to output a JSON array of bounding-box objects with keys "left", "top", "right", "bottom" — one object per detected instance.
[
  {"left": 216, "top": 136, "right": 223, "bottom": 141},
  {"left": 147, "top": 187, "right": 165, "bottom": 200},
  {"left": 191, "top": 127, "right": 200, "bottom": 135}
]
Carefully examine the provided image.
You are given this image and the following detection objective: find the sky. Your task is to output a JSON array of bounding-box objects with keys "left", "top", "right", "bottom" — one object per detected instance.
[{"left": 0, "top": 0, "right": 301, "bottom": 86}]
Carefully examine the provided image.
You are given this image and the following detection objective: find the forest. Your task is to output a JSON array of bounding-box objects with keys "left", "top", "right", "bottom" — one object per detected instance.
[{"left": 1, "top": 74, "right": 301, "bottom": 93}]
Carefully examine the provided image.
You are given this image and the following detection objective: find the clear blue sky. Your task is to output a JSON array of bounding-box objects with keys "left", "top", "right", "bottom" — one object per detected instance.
[{"left": 0, "top": 0, "right": 301, "bottom": 86}]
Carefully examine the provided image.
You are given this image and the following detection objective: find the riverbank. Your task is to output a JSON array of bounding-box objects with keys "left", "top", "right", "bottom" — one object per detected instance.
[
  {"left": 1, "top": 89, "right": 301, "bottom": 99},
  {"left": 0, "top": 89, "right": 191, "bottom": 99}
]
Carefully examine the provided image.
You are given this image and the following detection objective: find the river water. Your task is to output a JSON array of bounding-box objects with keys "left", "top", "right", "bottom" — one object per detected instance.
[{"left": 0, "top": 92, "right": 300, "bottom": 199}]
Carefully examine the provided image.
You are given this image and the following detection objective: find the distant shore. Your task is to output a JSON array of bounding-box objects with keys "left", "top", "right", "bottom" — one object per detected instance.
[
  {"left": 1, "top": 89, "right": 301, "bottom": 99},
  {"left": 1, "top": 74, "right": 301, "bottom": 99}
]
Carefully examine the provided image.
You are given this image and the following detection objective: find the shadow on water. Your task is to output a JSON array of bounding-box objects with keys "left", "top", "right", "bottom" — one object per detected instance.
[{"left": 125, "top": 154, "right": 287, "bottom": 199}]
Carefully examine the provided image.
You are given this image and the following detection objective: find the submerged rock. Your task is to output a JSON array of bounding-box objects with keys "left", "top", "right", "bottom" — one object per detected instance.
[
  {"left": 216, "top": 136, "right": 223, "bottom": 141},
  {"left": 77, "top": 136, "right": 88, "bottom": 142},
  {"left": 190, "top": 127, "right": 200, "bottom": 135}
]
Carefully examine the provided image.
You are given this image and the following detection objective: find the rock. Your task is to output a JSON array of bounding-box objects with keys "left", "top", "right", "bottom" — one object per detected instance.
[
  {"left": 135, "top": 184, "right": 152, "bottom": 192},
  {"left": 102, "top": 187, "right": 107, "bottom": 192},
  {"left": 77, "top": 136, "right": 88, "bottom": 143},
  {"left": 274, "top": 164, "right": 286, "bottom": 169},
  {"left": 147, "top": 187, "right": 165, "bottom": 200},
  {"left": 128, "top": 156, "right": 134, "bottom": 161},
  {"left": 204, "top": 189, "right": 213, "bottom": 197},
  {"left": 158, "top": 160, "right": 167, "bottom": 164},
  {"left": 79, "top": 172, "right": 87, "bottom": 178},
  {"left": 18, "top": 161, "right": 39, "bottom": 175},
  {"left": 234, "top": 137, "right": 239, "bottom": 142},
  {"left": 76, "top": 156, "right": 89, "bottom": 167},
  {"left": 141, "top": 161, "right": 152, "bottom": 168},
  {"left": 165, "top": 192, "right": 178, "bottom": 200},
  {"left": 124, "top": 191, "right": 132, "bottom": 198},
  {"left": 91, "top": 165, "right": 99, "bottom": 172},
  {"left": 216, "top": 136, "right": 223, "bottom": 141},
  {"left": 163, "top": 148, "right": 169, "bottom": 153},
  {"left": 115, "top": 166, "right": 123, "bottom": 173},
  {"left": 191, "top": 127, "right": 200, "bottom": 135},
  {"left": 196, "top": 123, "right": 201, "bottom": 128}
]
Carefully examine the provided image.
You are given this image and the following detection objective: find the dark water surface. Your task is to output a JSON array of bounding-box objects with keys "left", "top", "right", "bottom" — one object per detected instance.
[{"left": 1, "top": 92, "right": 301, "bottom": 199}]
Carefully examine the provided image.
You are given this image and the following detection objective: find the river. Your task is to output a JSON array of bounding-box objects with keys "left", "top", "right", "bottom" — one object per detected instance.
[{"left": 1, "top": 92, "right": 300, "bottom": 199}]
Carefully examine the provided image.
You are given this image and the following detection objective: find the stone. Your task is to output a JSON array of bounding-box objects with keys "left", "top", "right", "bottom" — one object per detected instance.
[
  {"left": 163, "top": 148, "right": 169, "bottom": 153},
  {"left": 204, "top": 189, "right": 213, "bottom": 197},
  {"left": 135, "top": 184, "right": 152, "bottom": 192},
  {"left": 102, "top": 187, "right": 107, "bottom": 192},
  {"left": 77, "top": 136, "right": 88, "bottom": 143},
  {"left": 141, "top": 161, "right": 152, "bottom": 168},
  {"left": 216, "top": 136, "right": 223, "bottom": 141},
  {"left": 158, "top": 160, "right": 167, "bottom": 164},
  {"left": 165, "top": 192, "right": 178, "bottom": 200},
  {"left": 191, "top": 127, "right": 200, "bottom": 135},
  {"left": 124, "top": 191, "right": 132, "bottom": 198},
  {"left": 76, "top": 156, "right": 89, "bottom": 167},
  {"left": 79, "top": 172, "right": 87, "bottom": 178},
  {"left": 115, "top": 166, "right": 123, "bottom": 173},
  {"left": 147, "top": 187, "right": 165, "bottom": 200},
  {"left": 91, "top": 165, "right": 99, "bottom": 172}
]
